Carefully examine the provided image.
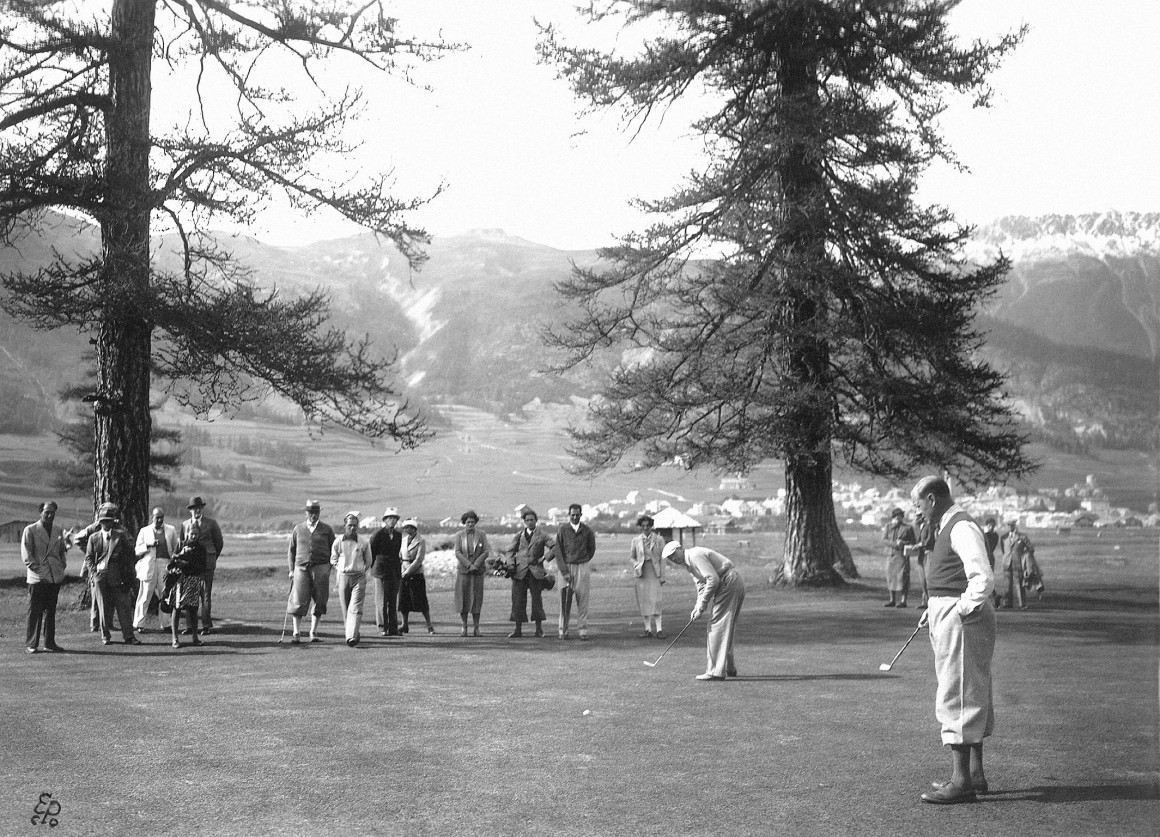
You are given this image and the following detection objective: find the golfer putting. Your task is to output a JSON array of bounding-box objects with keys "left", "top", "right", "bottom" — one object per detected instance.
[{"left": 661, "top": 541, "right": 745, "bottom": 681}]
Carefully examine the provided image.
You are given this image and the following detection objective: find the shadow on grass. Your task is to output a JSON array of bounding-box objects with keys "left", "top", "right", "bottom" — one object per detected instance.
[
  {"left": 987, "top": 783, "right": 1160, "bottom": 803},
  {"left": 730, "top": 673, "right": 889, "bottom": 682}
]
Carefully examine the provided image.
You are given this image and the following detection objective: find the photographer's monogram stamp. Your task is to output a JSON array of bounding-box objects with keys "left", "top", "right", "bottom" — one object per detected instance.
[{"left": 31, "top": 792, "right": 61, "bottom": 827}]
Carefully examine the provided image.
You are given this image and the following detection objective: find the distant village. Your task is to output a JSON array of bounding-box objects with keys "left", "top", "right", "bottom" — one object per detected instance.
[{"left": 482, "top": 473, "right": 1157, "bottom": 533}]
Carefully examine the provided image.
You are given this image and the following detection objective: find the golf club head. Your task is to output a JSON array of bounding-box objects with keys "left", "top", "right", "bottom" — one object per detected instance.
[
  {"left": 878, "top": 663, "right": 892, "bottom": 671},
  {"left": 643, "top": 660, "right": 657, "bottom": 667}
]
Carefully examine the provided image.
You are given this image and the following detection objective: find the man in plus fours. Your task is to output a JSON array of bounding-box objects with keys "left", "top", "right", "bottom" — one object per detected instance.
[
  {"left": 287, "top": 499, "right": 336, "bottom": 643},
  {"left": 911, "top": 475, "right": 996, "bottom": 805}
]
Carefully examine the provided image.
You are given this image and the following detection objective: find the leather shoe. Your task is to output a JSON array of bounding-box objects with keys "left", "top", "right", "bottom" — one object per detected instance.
[
  {"left": 726, "top": 668, "right": 738, "bottom": 678},
  {"left": 45, "top": 644, "right": 65, "bottom": 653},
  {"left": 921, "top": 783, "right": 977, "bottom": 804},
  {"left": 126, "top": 637, "right": 143, "bottom": 646},
  {"left": 695, "top": 673, "right": 725, "bottom": 681},
  {"left": 655, "top": 631, "right": 665, "bottom": 639},
  {"left": 101, "top": 637, "right": 111, "bottom": 645},
  {"left": 883, "top": 601, "right": 896, "bottom": 607},
  {"left": 932, "top": 778, "right": 988, "bottom": 794},
  {"left": 507, "top": 630, "right": 523, "bottom": 638}
]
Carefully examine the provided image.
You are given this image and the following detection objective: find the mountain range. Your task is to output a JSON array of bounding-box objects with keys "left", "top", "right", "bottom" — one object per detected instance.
[{"left": 0, "top": 211, "right": 1157, "bottom": 458}]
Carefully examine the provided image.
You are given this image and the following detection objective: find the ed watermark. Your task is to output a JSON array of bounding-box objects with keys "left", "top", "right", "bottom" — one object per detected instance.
[{"left": 31, "top": 792, "right": 61, "bottom": 827}]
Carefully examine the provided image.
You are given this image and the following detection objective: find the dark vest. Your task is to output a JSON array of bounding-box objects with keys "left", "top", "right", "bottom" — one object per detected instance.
[{"left": 926, "top": 510, "right": 975, "bottom": 598}]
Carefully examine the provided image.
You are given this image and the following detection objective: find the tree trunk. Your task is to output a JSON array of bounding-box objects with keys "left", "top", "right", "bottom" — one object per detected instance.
[
  {"left": 769, "top": 11, "right": 857, "bottom": 586},
  {"left": 776, "top": 451, "right": 857, "bottom": 586},
  {"left": 95, "top": 0, "right": 155, "bottom": 534}
]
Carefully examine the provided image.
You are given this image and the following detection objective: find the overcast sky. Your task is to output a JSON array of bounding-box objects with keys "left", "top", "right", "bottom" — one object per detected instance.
[{"left": 244, "top": 0, "right": 1160, "bottom": 250}]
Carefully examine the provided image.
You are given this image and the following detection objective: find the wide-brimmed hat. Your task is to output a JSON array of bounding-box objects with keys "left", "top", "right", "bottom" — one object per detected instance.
[
  {"left": 661, "top": 541, "right": 682, "bottom": 561},
  {"left": 187, "top": 496, "right": 206, "bottom": 510},
  {"left": 890, "top": 507, "right": 904, "bottom": 519},
  {"left": 304, "top": 499, "right": 321, "bottom": 512},
  {"left": 381, "top": 506, "right": 399, "bottom": 520},
  {"left": 97, "top": 502, "right": 120, "bottom": 522},
  {"left": 400, "top": 518, "right": 419, "bottom": 531}
]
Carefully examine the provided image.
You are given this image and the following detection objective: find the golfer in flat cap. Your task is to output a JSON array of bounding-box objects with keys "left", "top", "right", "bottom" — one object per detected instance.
[
  {"left": 287, "top": 500, "right": 336, "bottom": 643},
  {"left": 662, "top": 541, "right": 744, "bottom": 680},
  {"left": 911, "top": 475, "right": 996, "bottom": 805}
]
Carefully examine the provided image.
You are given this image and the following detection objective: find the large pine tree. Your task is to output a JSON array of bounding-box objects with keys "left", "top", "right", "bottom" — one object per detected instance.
[
  {"left": 0, "top": 2, "right": 454, "bottom": 533},
  {"left": 540, "top": 1, "right": 1033, "bottom": 584}
]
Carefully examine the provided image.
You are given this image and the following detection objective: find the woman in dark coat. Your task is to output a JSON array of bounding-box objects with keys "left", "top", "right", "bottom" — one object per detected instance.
[{"left": 163, "top": 523, "right": 207, "bottom": 648}]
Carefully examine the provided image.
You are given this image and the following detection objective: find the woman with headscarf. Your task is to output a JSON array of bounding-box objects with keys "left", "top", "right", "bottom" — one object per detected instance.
[
  {"left": 629, "top": 513, "right": 666, "bottom": 637},
  {"left": 398, "top": 519, "right": 435, "bottom": 635},
  {"left": 453, "top": 511, "right": 490, "bottom": 637}
]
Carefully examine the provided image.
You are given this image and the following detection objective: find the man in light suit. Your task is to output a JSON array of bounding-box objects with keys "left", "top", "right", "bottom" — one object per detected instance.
[
  {"left": 182, "top": 496, "right": 224, "bottom": 634},
  {"left": 134, "top": 507, "right": 180, "bottom": 633},
  {"left": 22, "top": 501, "right": 71, "bottom": 653}
]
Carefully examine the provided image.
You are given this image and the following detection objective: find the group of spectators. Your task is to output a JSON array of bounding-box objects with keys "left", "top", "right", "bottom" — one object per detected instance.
[
  {"left": 20, "top": 495, "right": 747, "bottom": 682},
  {"left": 882, "top": 508, "right": 1044, "bottom": 610},
  {"left": 282, "top": 501, "right": 661, "bottom": 646},
  {"left": 21, "top": 496, "right": 223, "bottom": 652}
]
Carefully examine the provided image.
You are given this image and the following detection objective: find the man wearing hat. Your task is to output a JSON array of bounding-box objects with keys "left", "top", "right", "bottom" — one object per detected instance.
[
  {"left": 84, "top": 502, "right": 143, "bottom": 646},
  {"left": 330, "top": 511, "right": 371, "bottom": 647},
  {"left": 369, "top": 507, "right": 403, "bottom": 637},
  {"left": 911, "top": 475, "right": 996, "bottom": 804},
  {"left": 662, "top": 541, "right": 744, "bottom": 680},
  {"left": 882, "top": 507, "right": 916, "bottom": 608},
  {"left": 182, "top": 496, "right": 224, "bottom": 634},
  {"left": 287, "top": 500, "right": 336, "bottom": 642},
  {"left": 504, "top": 507, "right": 552, "bottom": 638}
]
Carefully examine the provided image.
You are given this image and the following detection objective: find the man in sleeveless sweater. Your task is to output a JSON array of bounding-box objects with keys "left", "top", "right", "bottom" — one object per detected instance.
[
  {"left": 287, "top": 499, "right": 336, "bottom": 643},
  {"left": 911, "top": 475, "right": 996, "bottom": 805}
]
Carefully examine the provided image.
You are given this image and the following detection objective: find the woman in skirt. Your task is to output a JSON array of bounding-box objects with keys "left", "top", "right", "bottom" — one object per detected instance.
[
  {"left": 398, "top": 519, "right": 435, "bottom": 634},
  {"left": 164, "top": 523, "right": 207, "bottom": 648}
]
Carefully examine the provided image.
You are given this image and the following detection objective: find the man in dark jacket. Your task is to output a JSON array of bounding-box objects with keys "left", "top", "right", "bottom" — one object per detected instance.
[
  {"left": 505, "top": 507, "right": 553, "bottom": 638},
  {"left": 555, "top": 503, "right": 596, "bottom": 640},
  {"left": 369, "top": 507, "right": 403, "bottom": 637},
  {"left": 85, "top": 502, "right": 143, "bottom": 646}
]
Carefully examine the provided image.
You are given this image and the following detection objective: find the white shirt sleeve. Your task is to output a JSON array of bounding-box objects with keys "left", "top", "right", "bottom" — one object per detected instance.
[{"left": 949, "top": 518, "right": 994, "bottom": 615}]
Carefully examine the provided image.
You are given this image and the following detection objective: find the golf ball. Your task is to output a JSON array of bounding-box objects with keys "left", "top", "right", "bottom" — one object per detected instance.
[{"left": 582, "top": 710, "right": 590, "bottom": 716}]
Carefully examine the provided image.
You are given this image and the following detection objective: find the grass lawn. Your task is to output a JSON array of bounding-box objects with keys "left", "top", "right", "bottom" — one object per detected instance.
[{"left": 0, "top": 531, "right": 1156, "bottom": 836}]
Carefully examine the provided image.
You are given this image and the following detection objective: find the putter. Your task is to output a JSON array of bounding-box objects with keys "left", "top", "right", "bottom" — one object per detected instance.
[
  {"left": 879, "top": 623, "right": 924, "bottom": 671},
  {"left": 643, "top": 617, "right": 696, "bottom": 668}
]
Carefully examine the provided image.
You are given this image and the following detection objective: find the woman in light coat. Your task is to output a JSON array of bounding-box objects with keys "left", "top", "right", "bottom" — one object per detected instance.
[
  {"left": 399, "top": 519, "right": 434, "bottom": 634},
  {"left": 453, "top": 511, "right": 490, "bottom": 636},
  {"left": 628, "top": 513, "right": 665, "bottom": 637}
]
